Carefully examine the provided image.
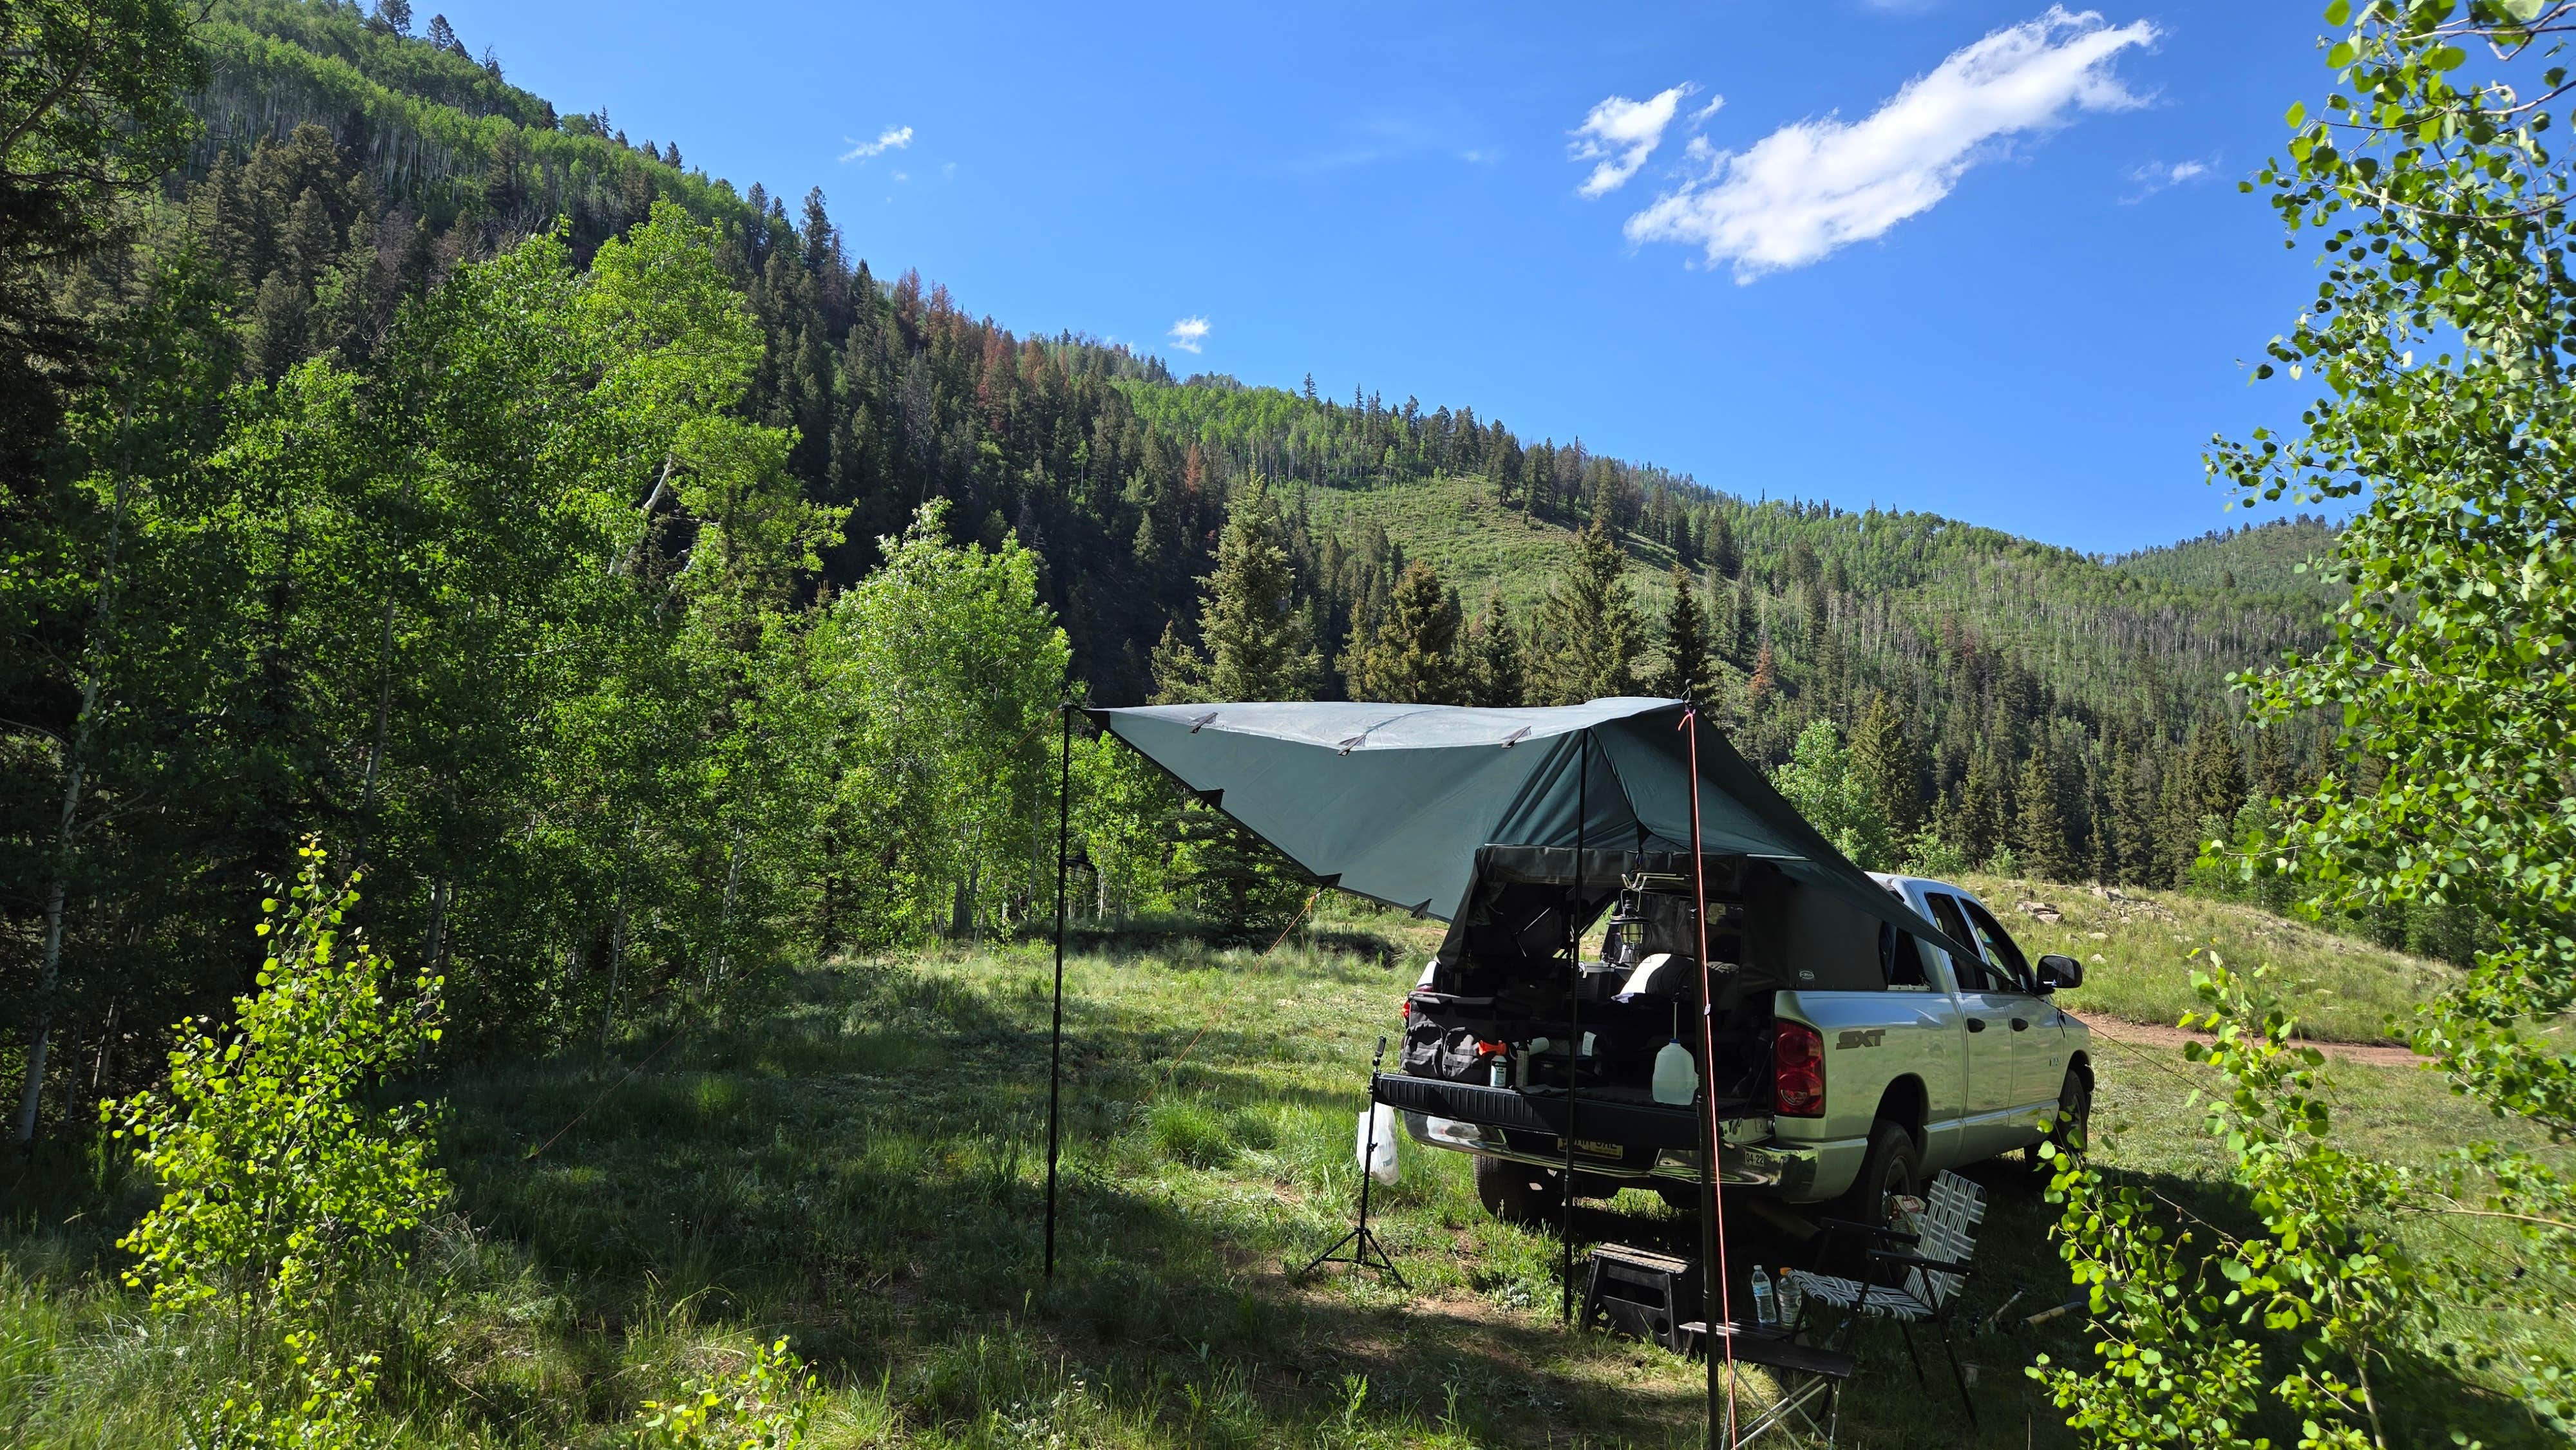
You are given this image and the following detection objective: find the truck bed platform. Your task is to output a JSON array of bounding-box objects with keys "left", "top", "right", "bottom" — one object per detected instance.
[{"left": 1371, "top": 1072, "right": 1750, "bottom": 1151}]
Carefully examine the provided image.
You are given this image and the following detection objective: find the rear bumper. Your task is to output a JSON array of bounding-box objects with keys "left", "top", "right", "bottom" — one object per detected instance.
[{"left": 1372, "top": 1071, "right": 1835, "bottom": 1198}]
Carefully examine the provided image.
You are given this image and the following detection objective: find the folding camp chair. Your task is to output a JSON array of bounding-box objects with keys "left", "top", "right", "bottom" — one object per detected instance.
[{"left": 1787, "top": 1169, "right": 1987, "bottom": 1425}]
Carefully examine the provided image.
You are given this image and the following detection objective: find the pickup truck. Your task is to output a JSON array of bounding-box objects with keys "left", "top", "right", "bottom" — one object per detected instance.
[{"left": 1385, "top": 863, "right": 2094, "bottom": 1227}]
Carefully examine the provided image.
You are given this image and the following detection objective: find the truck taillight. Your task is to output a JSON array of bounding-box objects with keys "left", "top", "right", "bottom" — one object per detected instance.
[
  {"left": 1400, "top": 997, "right": 1412, "bottom": 1019},
  {"left": 1773, "top": 1021, "right": 1823, "bottom": 1118}
]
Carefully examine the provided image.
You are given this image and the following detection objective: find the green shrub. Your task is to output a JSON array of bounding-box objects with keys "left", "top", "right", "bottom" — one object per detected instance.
[
  {"left": 102, "top": 842, "right": 447, "bottom": 1328},
  {"left": 634, "top": 1336, "right": 814, "bottom": 1450}
]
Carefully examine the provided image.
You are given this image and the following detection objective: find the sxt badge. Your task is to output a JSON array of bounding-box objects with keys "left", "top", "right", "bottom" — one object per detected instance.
[{"left": 1835, "top": 1028, "right": 1885, "bottom": 1050}]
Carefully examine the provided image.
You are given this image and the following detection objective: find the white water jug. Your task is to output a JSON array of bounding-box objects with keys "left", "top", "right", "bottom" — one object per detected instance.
[
  {"left": 1355, "top": 1104, "right": 1399, "bottom": 1184},
  {"left": 1653, "top": 1039, "right": 1696, "bottom": 1106}
]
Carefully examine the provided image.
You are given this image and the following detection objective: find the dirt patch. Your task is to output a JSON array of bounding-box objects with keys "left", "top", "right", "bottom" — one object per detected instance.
[{"left": 2083, "top": 1013, "right": 2428, "bottom": 1068}]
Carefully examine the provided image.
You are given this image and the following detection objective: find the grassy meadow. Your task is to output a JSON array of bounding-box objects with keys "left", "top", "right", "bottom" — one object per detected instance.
[
  {"left": 1, "top": 899, "right": 2562, "bottom": 1447},
  {"left": 1959, "top": 873, "right": 2457, "bottom": 1046}
]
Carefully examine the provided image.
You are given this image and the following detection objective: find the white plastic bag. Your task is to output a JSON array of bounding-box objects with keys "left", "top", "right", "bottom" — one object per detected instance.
[{"left": 1354, "top": 1104, "right": 1399, "bottom": 1185}]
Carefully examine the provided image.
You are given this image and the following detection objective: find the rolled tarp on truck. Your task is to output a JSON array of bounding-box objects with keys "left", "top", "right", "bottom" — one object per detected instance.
[{"left": 1085, "top": 696, "right": 1945, "bottom": 948}]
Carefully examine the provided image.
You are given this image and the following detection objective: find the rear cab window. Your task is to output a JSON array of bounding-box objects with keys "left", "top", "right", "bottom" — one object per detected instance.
[{"left": 1876, "top": 919, "right": 1933, "bottom": 990}]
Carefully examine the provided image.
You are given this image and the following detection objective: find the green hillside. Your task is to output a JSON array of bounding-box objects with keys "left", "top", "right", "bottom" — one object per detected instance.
[{"left": 2108, "top": 514, "right": 2342, "bottom": 601}]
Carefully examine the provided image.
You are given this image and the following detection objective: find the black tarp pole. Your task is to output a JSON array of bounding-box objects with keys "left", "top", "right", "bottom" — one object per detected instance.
[
  {"left": 1684, "top": 706, "right": 1737, "bottom": 1449},
  {"left": 1044, "top": 703, "right": 1071, "bottom": 1279},
  {"left": 1560, "top": 728, "right": 1589, "bottom": 1324}
]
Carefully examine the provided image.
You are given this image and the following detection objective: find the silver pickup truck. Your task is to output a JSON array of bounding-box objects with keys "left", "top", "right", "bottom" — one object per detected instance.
[{"left": 1387, "top": 862, "right": 2093, "bottom": 1227}]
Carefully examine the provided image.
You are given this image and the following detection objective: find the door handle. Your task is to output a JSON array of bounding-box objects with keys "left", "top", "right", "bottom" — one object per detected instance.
[
  {"left": 2010, "top": 1018, "right": 2030, "bottom": 1031},
  {"left": 1965, "top": 1018, "right": 1987, "bottom": 1033}
]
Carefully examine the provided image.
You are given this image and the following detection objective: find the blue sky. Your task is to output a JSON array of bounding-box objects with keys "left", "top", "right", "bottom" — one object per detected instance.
[{"left": 435, "top": 1, "right": 2342, "bottom": 554}]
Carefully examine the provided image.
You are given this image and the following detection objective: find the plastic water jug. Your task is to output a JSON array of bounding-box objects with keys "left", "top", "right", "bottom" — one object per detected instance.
[
  {"left": 1653, "top": 1039, "right": 1696, "bottom": 1105},
  {"left": 1354, "top": 1104, "right": 1399, "bottom": 1185}
]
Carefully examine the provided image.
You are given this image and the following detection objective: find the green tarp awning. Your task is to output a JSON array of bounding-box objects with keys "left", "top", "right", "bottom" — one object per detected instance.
[{"left": 1090, "top": 697, "right": 1938, "bottom": 941}]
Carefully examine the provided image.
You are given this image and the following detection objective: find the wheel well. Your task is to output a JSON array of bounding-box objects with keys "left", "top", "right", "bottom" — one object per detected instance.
[
  {"left": 2068, "top": 1053, "right": 2093, "bottom": 1091},
  {"left": 1875, "top": 1075, "right": 1928, "bottom": 1150}
]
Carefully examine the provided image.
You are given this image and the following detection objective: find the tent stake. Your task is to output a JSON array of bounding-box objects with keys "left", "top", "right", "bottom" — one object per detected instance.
[
  {"left": 1684, "top": 706, "right": 1738, "bottom": 1449},
  {"left": 1045, "top": 702, "right": 1071, "bottom": 1279},
  {"left": 1560, "top": 729, "right": 1589, "bottom": 1324}
]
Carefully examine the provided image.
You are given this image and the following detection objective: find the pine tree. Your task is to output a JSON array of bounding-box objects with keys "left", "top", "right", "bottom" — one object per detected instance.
[
  {"left": 1709, "top": 510, "right": 1741, "bottom": 579},
  {"left": 2184, "top": 722, "right": 2248, "bottom": 826},
  {"left": 1348, "top": 560, "right": 1467, "bottom": 704},
  {"left": 1468, "top": 596, "right": 1524, "bottom": 708},
  {"left": 2246, "top": 723, "right": 2294, "bottom": 805},
  {"left": 1650, "top": 565, "right": 1714, "bottom": 703},
  {"left": 1150, "top": 480, "right": 1316, "bottom": 931},
  {"left": 1154, "top": 480, "right": 1317, "bottom": 704},
  {"left": 426, "top": 13, "right": 458, "bottom": 51},
  {"left": 2014, "top": 735, "right": 2073, "bottom": 881},
  {"left": 1529, "top": 517, "right": 1645, "bottom": 704},
  {"left": 1958, "top": 743, "right": 2007, "bottom": 868},
  {"left": 1725, "top": 581, "right": 1757, "bottom": 670},
  {"left": 1849, "top": 692, "right": 1923, "bottom": 842}
]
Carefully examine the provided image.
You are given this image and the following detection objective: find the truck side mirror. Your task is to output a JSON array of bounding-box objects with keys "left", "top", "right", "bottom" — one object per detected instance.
[{"left": 2036, "top": 954, "right": 2083, "bottom": 993}]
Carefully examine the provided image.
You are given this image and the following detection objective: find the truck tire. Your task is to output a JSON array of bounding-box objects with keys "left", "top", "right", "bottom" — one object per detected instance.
[
  {"left": 2029, "top": 1068, "right": 2092, "bottom": 1172},
  {"left": 1474, "top": 1156, "right": 1558, "bottom": 1228},
  {"left": 1832, "top": 1120, "right": 1921, "bottom": 1232}
]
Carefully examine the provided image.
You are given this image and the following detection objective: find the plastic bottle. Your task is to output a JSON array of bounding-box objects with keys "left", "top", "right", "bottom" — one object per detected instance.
[
  {"left": 1776, "top": 1266, "right": 1803, "bottom": 1329},
  {"left": 1748, "top": 1265, "right": 1777, "bottom": 1327},
  {"left": 1653, "top": 1039, "right": 1696, "bottom": 1105}
]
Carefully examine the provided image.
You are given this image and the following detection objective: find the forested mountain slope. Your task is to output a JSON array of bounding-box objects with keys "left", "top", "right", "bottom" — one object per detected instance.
[
  {"left": 160, "top": 0, "right": 2333, "bottom": 864},
  {"left": 2108, "top": 514, "right": 2342, "bottom": 600}
]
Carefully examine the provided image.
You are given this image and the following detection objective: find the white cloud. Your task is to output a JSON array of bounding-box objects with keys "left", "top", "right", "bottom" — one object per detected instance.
[
  {"left": 1624, "top": 6, "right": 2158, "bottom": 280},
  {"left": 1168, "top": 316, "right": 1210, "bottom": 355},
  {"left": 1569, "top": 84, "right": 1698, "bottom": 198},
  {"left": 2120, "top": 155, "right": 2211, "bottom": 200},
  {"left": 839, "top": 124, "right": 914, "bottom": 164}
]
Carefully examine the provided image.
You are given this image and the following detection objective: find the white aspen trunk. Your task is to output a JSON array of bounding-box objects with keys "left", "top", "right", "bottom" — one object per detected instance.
[
  {"left": 354, "top": 589, "right": 397, "bottom": 869},
  {"left": 707, "top": 830, "right": 743, "bottom": 990},
  {"left": 600, "top": 807, "right": 640, "bottom": 1050},
  {"left": 601, "top": 896, "right": 628, "bottom": 1051},
  {"left": 422, "top": 879, "right": 451, "bottom": 978},
  {"left": 614, "top": 453, "right": 676, "bottom": 578}
]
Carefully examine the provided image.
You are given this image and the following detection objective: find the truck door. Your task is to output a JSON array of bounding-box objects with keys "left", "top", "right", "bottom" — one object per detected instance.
[
  {"left": 1955, "top": 896, "right": 2063, "bottom": 1136},
  {"left": 1886, "top": 927, "right": 1972, "bottom": 1169},
  {"left": 1922, "top": 892, "right": 2024, "bottom": 1159}
]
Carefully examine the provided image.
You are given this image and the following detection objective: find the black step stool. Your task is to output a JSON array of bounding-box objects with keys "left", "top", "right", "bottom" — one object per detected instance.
[{"left": 1579, "top": 1243, "right": 1701, "bottom": 1353}]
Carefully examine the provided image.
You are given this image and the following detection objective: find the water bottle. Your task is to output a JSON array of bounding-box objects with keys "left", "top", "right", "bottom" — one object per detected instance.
[
  {"left": 1748, "top": 1265, "right": 1777, "bottom": 1327},
  {"left": 1652, "top": 1039, "right": 1696, "bottom": 1105},
  {"left": 1776, "top": 1266, "right": 1802, "bottom": 1328}
]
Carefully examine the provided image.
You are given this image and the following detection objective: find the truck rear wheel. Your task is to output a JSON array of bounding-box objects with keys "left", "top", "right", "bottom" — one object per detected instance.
[
  {"left": 1832, "top": 1120, "right": 1921, "bottom": 1232},
  {"left": 1474, "top": 1156, "right": 1558, "bottom": 1227}
]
